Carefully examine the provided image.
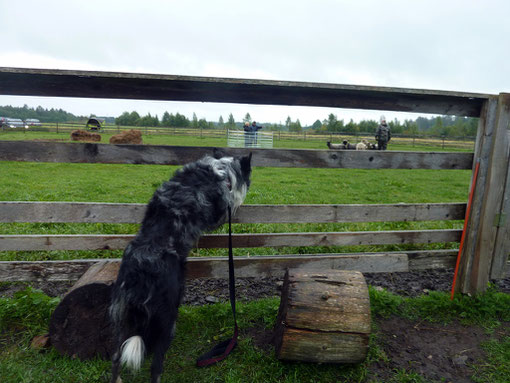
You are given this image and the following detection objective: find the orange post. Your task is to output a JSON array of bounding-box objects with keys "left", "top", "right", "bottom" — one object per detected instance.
[{"left": 450, "top": 160, "right": 480, "bottom": 299}]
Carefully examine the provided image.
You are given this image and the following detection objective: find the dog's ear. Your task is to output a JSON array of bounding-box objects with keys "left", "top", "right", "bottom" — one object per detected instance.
[
  {"left": 213, "top": 148, "right": 226, "bottom": 159},
  {"left": 240, "top": 152, "right": 252, "bottom": 173}
]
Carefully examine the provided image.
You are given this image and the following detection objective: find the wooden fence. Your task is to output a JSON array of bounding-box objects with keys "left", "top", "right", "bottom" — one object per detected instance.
[
  {"left": 3, "top": 121, "right": 476, "bottom": 149},
  {"left": 0, "top": 67, "right": 509, "bottom": 294}
]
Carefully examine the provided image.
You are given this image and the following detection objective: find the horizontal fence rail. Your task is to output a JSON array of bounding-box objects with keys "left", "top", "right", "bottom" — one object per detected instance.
[
  {"left": 0, "top": 67, "right": 492, "bottom": 116},
  {"left": 0, "top": 141, "right": 474, "bottom": 169},
  {"left": 0, "top": 202, "right": 466, "bottom": 224},
  {"left": 0, "top": 230, "right": 462, "bottom": 251},
  {"left": 7, "top": 249, "right": 508, "bottom": 281},
  {"left": 0, "top": 252, "right": 438, "bottom": 282}
]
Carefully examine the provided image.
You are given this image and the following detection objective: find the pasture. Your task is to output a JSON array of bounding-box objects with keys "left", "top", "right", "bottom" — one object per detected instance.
[
  {"left": 0, "top": 131, "right": 508, "bottom": 383},
  {"left": 0, "top": 130, "right": 471, "bottom": 262}
]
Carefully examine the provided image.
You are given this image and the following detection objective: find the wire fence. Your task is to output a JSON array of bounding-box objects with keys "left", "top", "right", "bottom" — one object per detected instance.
[{"left": 0, "top": 122, "right": 476, "bottom": 149}]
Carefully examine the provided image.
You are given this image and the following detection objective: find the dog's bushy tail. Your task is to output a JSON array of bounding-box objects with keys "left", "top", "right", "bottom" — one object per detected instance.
[{"left": 120, "top": 335, "right": 145, "bottom": 371}]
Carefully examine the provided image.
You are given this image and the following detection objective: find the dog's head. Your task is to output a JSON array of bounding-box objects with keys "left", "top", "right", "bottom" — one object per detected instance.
[{"left": 209, "top": 150, "right": 252, "bottom": 212}]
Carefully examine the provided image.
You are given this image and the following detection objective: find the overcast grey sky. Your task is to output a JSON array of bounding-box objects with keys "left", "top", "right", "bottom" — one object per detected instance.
[{"left": 0, "top": 0, "right": 509, "bottom": 125}]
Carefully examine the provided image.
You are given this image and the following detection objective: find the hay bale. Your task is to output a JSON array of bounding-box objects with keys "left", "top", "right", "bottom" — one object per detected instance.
[
  {"left": 109, "top": 129, "right": 143, "bottom": 144},
  {"left": 70, "top": 129, "right": 101, "bottom": 142}
]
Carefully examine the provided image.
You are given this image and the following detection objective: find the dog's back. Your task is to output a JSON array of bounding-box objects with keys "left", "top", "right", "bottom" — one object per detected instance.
[{"left": 110, "top": 153, "right": 252, "bottom": 383}]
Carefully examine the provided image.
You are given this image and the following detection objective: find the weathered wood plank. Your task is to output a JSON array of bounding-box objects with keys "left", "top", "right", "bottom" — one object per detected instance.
[
  {"left": 276, "top": 328, "right": 369, "bottom": 363},
  {"left": 407, "top": 249, "right": 458, "bottom": 270},
  {"left": 274, "top": 270, "right": 370, "bottom": 363},
  {"left": 0, "top": 253, "right": 409, "bottom": 282},
  {"left": 4, "top": 251, "right": 506, "bottom": 283},
  {"left": 473, "top": 93, "right": 510, "bottom": 285},
  {"left": 0, "top": 67, "right": 490, "bottom": 116},
  {"left": 456, "top": 98, "right": 498, "bottom": 294},
  {"left": 490, "top": 93, "right": 510, "bottom": 279},
  {"left": 0, "top": 230, "right": 462, "bottom": 251},
  {"left": 0, "top": 141, "right": 474, "bottom": 170},
  {"left": 6, "top": 250, "right": 504, "bottom": 282},
  {"left": 283, "top": 271, "right": 370, "bottom": 333},
  {"left": 0, "top": 201, "right": 467, "bottom": 224}
]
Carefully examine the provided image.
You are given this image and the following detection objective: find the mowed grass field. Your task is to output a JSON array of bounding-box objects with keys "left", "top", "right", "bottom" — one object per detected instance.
[
  {"left": 2, "top": 131, "right": 510, "bottom": 383},
  {"left": 0, "top": 130, "right": 471, "bottom": 261},
  {"left": 0, "top": 129, "right": 473, "bottom": 151}
]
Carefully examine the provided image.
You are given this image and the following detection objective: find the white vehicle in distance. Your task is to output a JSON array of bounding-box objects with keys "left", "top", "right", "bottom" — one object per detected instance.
[
  {"left": 1, "top": 118, "right": 28, "bottom": 129},
  {"left": 24, "top": 118, "right": 42, "bottom": 127}
]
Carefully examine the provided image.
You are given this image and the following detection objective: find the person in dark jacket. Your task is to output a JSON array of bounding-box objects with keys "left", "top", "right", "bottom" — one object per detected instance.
[
  {"left": 244, "top": 121, "right": 263, "bottom": 147},
  {"left": 251, "top": 121, "right": 263, "bottom": 146},
  {"left": 375, "top": 116, "right": 391, "bottom": 150}
]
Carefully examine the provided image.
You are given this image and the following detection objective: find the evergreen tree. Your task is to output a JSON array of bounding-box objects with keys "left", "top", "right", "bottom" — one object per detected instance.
[
  {"left": 161, "top": 112, "right": 172, "bottom": 127},
  {"left": 227, "top": 113, "right": 236, "bottom": 128},
  {"left": 311, "top": 119, "right": 322, "bottom": 131},
  {"left": 192, "top": 113, "right": 198, "bottom": 129},
  {"left": 285, "top": 116, "right": 292, "bottom": 131}
]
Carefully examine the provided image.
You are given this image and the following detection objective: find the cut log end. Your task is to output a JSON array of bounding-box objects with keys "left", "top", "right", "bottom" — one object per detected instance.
[
  {"left": 49, "top": 282, "right": 115, "bottom": 360},
  {"left": 273, "top": 269, "right": 371, "bottom": 364}
]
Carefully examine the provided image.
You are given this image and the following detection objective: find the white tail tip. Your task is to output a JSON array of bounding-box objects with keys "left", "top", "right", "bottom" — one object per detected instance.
[{"left": 120, "top": 336, "right": 145, "bottom": 371}]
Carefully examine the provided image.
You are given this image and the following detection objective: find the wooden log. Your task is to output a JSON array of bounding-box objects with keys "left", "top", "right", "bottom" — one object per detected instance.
[
  {"left": 49, "top": 261, "right": 117, "bottom": 360},
  {"left": 273, "top": 269, "right": 370, "bottom": 363}
]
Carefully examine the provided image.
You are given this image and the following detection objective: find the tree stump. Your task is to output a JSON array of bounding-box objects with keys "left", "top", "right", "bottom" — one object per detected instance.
[
  {"left": 49, "top": 261, "right": 119, "bottom": 360},
  {"left": 273, "top": 269, "right": 371, "bottom": 364}
]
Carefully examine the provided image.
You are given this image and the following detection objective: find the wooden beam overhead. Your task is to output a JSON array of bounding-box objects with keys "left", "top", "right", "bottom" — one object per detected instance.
[{"left": 0, "top": 67, "right": 492, "bottom": 117}]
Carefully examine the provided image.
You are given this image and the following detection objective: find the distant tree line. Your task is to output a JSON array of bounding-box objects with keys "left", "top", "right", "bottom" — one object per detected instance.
[
  {"left": 308, "top": 114, "right": 478, "bottom": 137},
  {"left": 1, "top": 104, "right": 478, "bottom": 138},
  {"left": 0, "top": 104, "right": 82, "bottom": 123}
]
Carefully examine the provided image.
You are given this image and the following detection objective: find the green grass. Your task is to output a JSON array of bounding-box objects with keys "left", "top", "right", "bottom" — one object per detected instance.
[
  {"left": 0, "top": 129, "right": 473, "bottom": 152},
  {"left": 0, "top": 160, "right": 470, "bottom": 261},
  {"left": 472, "top": 337, "right": 510, "bottom": 383},
  {"left": 369, "top": 286, "right": 510, "bottom": 328},
  {"left": 0, "top": 287, "right": 508, "bottom": 383},
  {"left": 0, "top": 130, "right": 486, "bottom": 381},
  {"left": 0, "top": 129, "right": 472, "bottom": 262}
]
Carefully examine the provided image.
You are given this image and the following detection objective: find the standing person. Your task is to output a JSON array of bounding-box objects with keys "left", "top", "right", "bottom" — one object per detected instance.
[
  {"left": 243, "top": 122, "right": 252, "bottom": 147},
  {"left": 251, "top": 121, "right": 263, "bottom": 146},
  {"left": 375, "top": 116, "right": 391, "bottom": 150}
]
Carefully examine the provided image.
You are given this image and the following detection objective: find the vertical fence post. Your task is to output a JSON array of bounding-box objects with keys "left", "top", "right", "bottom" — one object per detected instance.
[
  {"left": 489, "top": 93, "right": 510, "bottom": 280},
  {"left": 456, "top": 94, "right": 510, "bottom": 294},
  {"left": 56, "top": 122, "right": 59, "bottom": 134}
]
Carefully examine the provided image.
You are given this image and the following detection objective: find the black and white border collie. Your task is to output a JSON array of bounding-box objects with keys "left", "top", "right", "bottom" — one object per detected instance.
[{"left": 109, "top": 151, "right": 252, "bottom": 383}]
